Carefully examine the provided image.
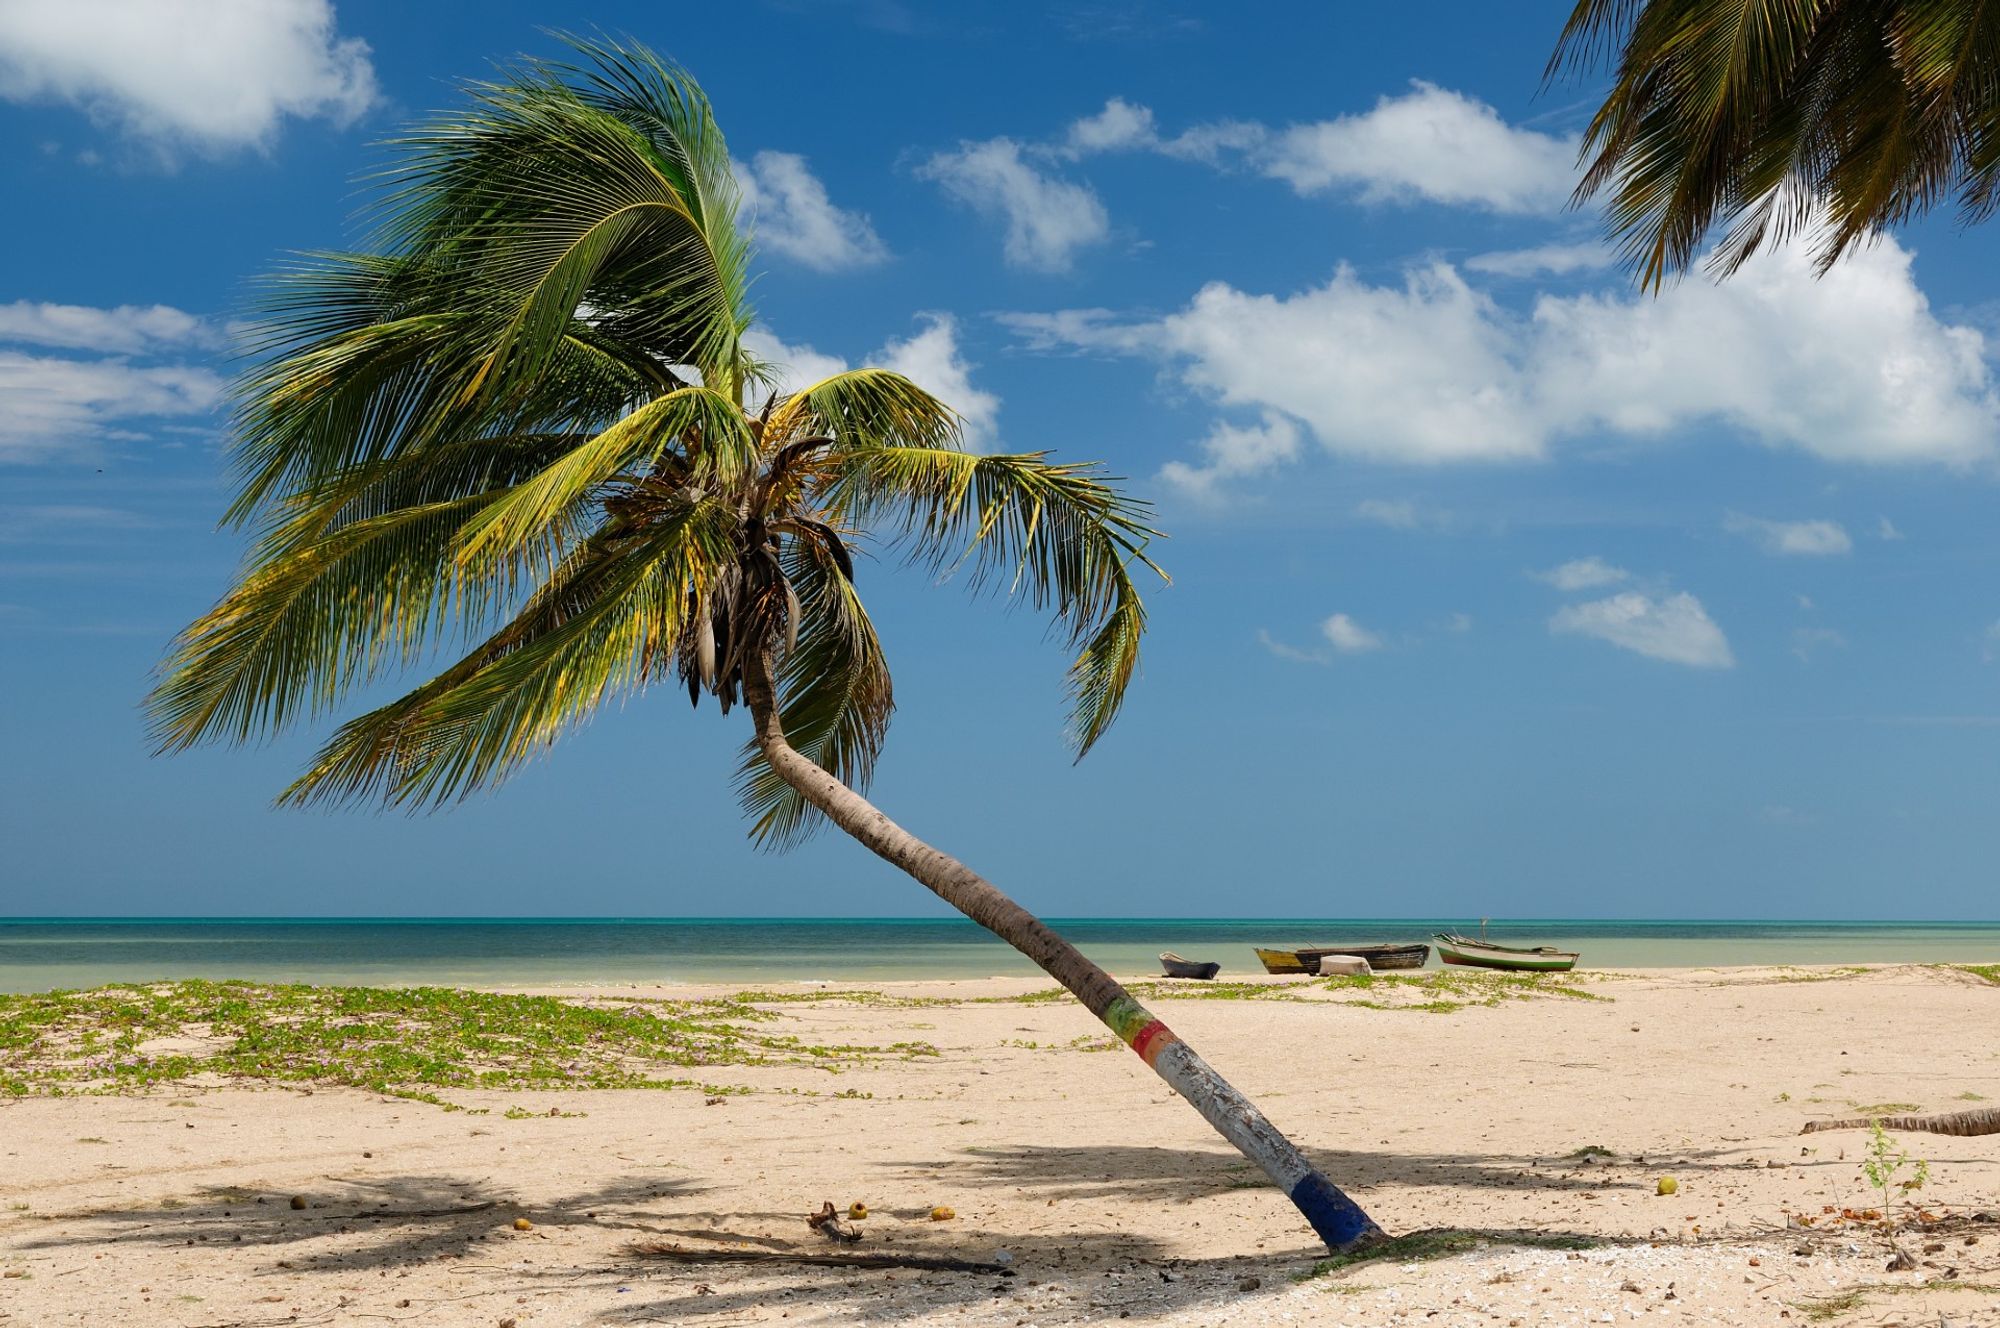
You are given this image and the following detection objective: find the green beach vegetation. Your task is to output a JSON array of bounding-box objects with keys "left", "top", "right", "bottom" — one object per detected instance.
[{"left": 0, "top": 980, "right": 928, "bottom": 1105}]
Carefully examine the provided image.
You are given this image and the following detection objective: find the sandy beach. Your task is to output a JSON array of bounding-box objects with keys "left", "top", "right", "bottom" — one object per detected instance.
[{"left": 1, "top": 964, "right": 1995, "bottom": 1327}]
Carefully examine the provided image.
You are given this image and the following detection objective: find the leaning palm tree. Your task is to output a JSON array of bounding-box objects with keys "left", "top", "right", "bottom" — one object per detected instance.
[
  {"left": 148, "top": 39, "right": 1382, "bottom": 1252},
  {"left": 1551, "top": 0, "right": 2000, "bottom": 287}
]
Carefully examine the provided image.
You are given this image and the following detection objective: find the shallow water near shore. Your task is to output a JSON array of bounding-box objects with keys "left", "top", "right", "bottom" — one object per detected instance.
[{"left": 1, "top": 916, "right": 1997, "bottom": 991}]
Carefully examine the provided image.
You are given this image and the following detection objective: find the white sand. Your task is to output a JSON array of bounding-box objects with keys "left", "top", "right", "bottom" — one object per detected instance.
[{"left": 1, "top": 964, "right": 1996, "bottom": 1326}]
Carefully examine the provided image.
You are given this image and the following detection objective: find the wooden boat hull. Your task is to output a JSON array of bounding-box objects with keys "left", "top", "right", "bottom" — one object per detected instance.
[
  {"left": 1432, "top": 933, "right": 1579, "bottom": 973},
  {"left": 1253, "top": 943, "right": 1431, "bottom": 974},
  {"left": 1159, "top": 952, "right": 1221, "bottom": 980},
  {"left": 1254, "top": 947, "right": 1312, "bottom": 974}
]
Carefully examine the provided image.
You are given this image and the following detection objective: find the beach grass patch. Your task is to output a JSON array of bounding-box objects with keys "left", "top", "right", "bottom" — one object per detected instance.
[
  {"left": 0, "top": 980, "right": 910, "bottom": 1105},
  {"left": 1794, "top": 1281, "right": 2000, "bottom": 1322},
  {"left": 1771, "top": 966, "right": 1872, "bottom": 984},
  {"left": 1793, "top": 1288, "right": 1868, "bottom": 1321},
  {"left": 1950, "top": 964, "right": 2000, "bottom": 986},
  {"left": 1097, "top": 971, "right": 1607, "bottom": 1012}
]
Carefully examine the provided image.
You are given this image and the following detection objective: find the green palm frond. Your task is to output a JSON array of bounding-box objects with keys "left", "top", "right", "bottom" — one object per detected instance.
[
  {"left": 228, "top": 257, "right": 659, "bottom": 528},
  {"left": 826, "top": 445, "right": 1164, "bottom": 756},
  {"left": 379, "top": 35, "right": 751, "bottom": 404},
  {"left": 1551, "top": 0, "right": 2000, "bottom": 285},
  {"left": 453, "top": 385, "right": 749, "bottom": 572},
  {"left": 155, "top": 431, "right": 598, "bottom": 753},
  {"left": 764, "top": 368, "right": 963, "bottom": 452},
  {"left": 279, "top": 496, "right": 733, "bottom": 810}
]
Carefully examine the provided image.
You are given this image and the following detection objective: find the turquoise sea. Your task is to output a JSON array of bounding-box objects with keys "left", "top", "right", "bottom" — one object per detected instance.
[{"left": 1, "top": 918, "right": 1997, "bottom": 993}]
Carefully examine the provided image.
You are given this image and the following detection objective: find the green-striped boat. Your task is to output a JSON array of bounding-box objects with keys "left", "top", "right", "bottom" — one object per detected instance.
[{"left": 1433, "top": 933, "right": 1579, "bottom": 973}]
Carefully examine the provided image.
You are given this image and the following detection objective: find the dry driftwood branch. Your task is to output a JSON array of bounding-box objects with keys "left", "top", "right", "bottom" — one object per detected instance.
[
  {"left": 625, "top": 1241, "right": 1008, "bottom": 1273},
  {"left": 806, "top": 1201, "right": 862, "bottom": 1243},
  {"left": 1801, "top": 1107, "right": 2000, "bottom": 1137}
]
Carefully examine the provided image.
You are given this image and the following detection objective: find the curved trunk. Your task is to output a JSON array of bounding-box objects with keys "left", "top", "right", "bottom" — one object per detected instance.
[{"left": 742, "top": 647, "right": 1382, "bottom": 1252}]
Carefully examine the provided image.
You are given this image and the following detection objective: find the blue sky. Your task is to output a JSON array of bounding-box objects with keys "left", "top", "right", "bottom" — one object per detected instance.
[{"left": 3, "top": 0, "right": 1998, "bottom": 920}]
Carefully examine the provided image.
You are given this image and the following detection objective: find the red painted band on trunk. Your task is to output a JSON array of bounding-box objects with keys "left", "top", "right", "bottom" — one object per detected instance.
[{"left": 1129, "top": 1019, "right": 1179, "bottom": 1067}]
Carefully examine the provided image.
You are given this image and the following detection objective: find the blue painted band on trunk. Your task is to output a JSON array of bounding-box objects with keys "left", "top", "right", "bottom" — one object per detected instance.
[{"left": 1286, "top": 1169, "right": 1380, "bottom": 1250}]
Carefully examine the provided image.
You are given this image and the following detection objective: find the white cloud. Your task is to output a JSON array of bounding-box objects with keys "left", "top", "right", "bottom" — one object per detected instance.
[
  {"left": 1012, "top": 263, "right": 1539, "bottom": 464},
  {"left": 1251, "top": 83, "right": 1578, "bottom": 214},
  {"left": 0, "top": 351, "right": 225, "bottom": 463},
  {"left": 872, "top": 314, "right": 1001, "bottom": 447},
  {"left": 1877, "top": 515, "right": 1905, "bottom": 541},
  {"left": 1059, "top": 83, "right": 1578, "bottom": 215},
  {"left": 743, "top": 315, "right": 1000, "bottom": 448},
  {"left": 1550, "top": 591, "right": 1734, "bottom": 669},
  {"left": 1158, "top": 412, "right": 1301, "bottom": 497},
  {"left": 1255, "top": 628, "right": 1327, "bottom": 665},
  {"left": 918, "top": 139, "right": 1110, "bottom": 271},
  {"left": 0, "top": 0, "right": 376, "bottom": 153},
  {"left": 1465, "top": 241, "right": 1615, "bottom": 278},
  {"left": 1533, "top": 556, "right": 1629, "bottom": 591},
  {"left": 1791, "top": 626, "right": 1847, "bottom": 661},
  {"left": 1007, "top": 231, "right": 2000, "bottom": 472},
  {"left": 1060, "top": 97, "right": 1159, "bottom": 157},
  {"left": 1353, "top": 498, "right": 1419, "bottom": 529},
  {"left": 0, "top": 300, "right": 212, "bottom": 353},
  {"left": 1723, "top": 512, "right": 1853, "bottom": 556},
  {"left": 734, "top": 151, "right": 888, "bottom": 272},
  {"left": 1322, "top": 612, "right": 1383, "bottom": 654}
]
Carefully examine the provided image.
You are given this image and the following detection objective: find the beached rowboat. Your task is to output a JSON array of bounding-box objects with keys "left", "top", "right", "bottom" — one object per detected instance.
[
  {"left": 1432, "top": 933, "right": 1579, "bottom": 973},
  {"left": 1158, "top": 951, "right": 1222, "bottom": 980},
  {"left": 1252, "top": 943, "right": 1430, "bottom": 975}
]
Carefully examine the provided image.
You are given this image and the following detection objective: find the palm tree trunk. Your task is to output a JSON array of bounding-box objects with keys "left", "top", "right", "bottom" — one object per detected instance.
[{"left": 742, "top": 647, "right": 1383, "bottom": 1252}]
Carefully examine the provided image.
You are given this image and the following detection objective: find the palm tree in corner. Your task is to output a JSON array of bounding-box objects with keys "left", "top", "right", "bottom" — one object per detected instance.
[
  {"left": 148, "top": 39, "right": 1382, "bottom": 1252},
  {"left": 1551, "top": 0, "right": 2000, "bottom": 288}
]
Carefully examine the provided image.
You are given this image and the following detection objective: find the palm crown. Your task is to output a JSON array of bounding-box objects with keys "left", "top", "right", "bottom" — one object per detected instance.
[
  {"left": 1553, "top": 0, "right": 2000, "bottom": 287},
  {"left": 149, "top": 38, "right": 1160, "bottom": 845}
]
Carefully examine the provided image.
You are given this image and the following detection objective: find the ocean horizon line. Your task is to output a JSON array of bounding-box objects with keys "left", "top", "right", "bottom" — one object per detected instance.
[{"left": 5, "top": 915, "right": 1997, "bottom": 926}]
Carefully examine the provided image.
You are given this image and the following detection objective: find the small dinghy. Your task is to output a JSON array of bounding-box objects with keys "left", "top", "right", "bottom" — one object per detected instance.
[
  {"left": 1433, "top": 933, "right": 1579, "bottom": 973},
  {"left": 1253, "top": 943, "right": 1430, "bottom": 975},
  {"left": 1159, "top": 951, "right": 1221, "bottom": 980}
]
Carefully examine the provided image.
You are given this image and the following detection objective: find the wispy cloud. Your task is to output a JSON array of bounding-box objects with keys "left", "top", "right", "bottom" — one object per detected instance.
[
  {"left": 1057, "top": 82, "right": 1580, "bottom": 215},
  {"left": 1255, "top": 628, "right": 1327, "bottom": 665},
  {"left": 734, "top": 151, "right": 888, "bottom": 272},
  {"left": 917, "top": 139, "right": 1109, "bottom": 271},
  {"left": 0, "top": 349, "right": 224, "bottom": 464},
  {"left": 1791, "top": 626, "right": 1847, "bottom": 662},
  {"left": 1532, "top": 557, "right": 1629, "bottom": 592},
  {"left": 1724, "top": 512, "right": 1852, "bottom": 556},
  {"left": 0, "top": 300, "right": 214, "bottom": 353},
  {"left": 1550, "top": 591, "right": 1734, "bottom": 669},
  {"left": 1322, "top": 612, "right": 1383, "bottom": 654},
  {"left": 1465, "top": 241, "right": 1615, "bottom": 278},
  {"left": 1158, "top": 413, "right": 1300, "bottom": 497}
]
